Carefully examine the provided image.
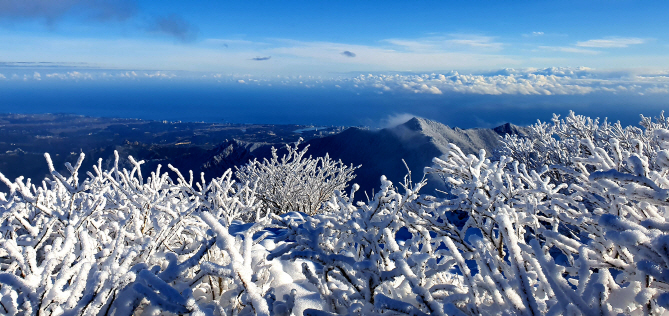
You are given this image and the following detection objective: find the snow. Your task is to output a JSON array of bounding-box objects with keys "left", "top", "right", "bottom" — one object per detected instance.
[{"left": 5, "top": 111, "right": 669, "bottom": 315}]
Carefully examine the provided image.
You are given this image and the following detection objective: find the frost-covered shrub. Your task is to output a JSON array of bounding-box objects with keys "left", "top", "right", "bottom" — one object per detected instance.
[
  {"left": 422, "top": 146, "right": 561, "bottom": 315},
  {"left": 268, "top": 174, "right": 463, "bottom": 315},
  {"left": 500, "top": 111, "right": 669, "bottom": 178},
  {"left": 0, "top": 152, "right": 268, "bottom": 315},
  {"left": 421, "top": 119, "right": 669, "bottom": 315},
  {"left": 235, "top": 139, "right": 358, "bottom": 216},
  {"left": 4, "top": 111, "right": 669, "bottom": 315}
]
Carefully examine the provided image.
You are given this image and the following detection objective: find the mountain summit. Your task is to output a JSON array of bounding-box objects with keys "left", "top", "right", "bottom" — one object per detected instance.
[
  {"left": 198, "top": 117, "right": 524, "bottom": 197},
  {"left": 393, "top": 117, "right": 506, "bottom": 155},
  {"left": 302, "top": 117, "right": 515, "bottom": 196}
]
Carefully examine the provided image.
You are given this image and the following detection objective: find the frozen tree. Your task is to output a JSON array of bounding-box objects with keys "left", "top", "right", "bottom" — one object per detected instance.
[{"left": 235, "top": 139, "right": 359, "bottom": 215}]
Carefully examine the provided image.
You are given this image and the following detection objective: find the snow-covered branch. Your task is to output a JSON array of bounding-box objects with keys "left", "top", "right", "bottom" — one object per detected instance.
[{"left": 235, "top": 139, "right": 358, "bottom": 215}]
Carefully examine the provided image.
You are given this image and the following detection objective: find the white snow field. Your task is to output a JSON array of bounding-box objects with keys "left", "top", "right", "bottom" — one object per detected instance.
[{"left": 3, "top": 111, "right": 669, "bottom": 315}]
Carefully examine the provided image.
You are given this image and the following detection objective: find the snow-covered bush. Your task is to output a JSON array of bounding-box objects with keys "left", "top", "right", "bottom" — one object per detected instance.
[
  {"left": 500, "top": 111, "right": 669, "bottom": 178},
  {"left": 3, "top": 111, "right": 669, "bottom": 315},
  {"left": 268, "top": 175, "right": 443, "bottom": 315},
  {"left": 0, "top": 152, "right": 270, "bottom": 315},
  {"left": 235, "top": 139, "right": 358, "bottom": 216},
  {"left": 420, "top": 114, "right": 669, "bottom": 315}
]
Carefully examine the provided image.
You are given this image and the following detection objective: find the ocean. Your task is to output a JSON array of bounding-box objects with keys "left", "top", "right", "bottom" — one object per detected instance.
[{"left": 1, "top": 80, "right": 667, "bottom": 129}]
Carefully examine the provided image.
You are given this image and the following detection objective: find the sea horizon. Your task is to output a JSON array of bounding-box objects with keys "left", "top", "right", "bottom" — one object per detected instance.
[{"left": 2, "top": 79, "right": 667, "bottom": 130}]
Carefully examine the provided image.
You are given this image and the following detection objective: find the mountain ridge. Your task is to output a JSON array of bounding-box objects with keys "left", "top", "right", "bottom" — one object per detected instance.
[{"left": 202, "top": 117, "right": 527, "bottom": 196}]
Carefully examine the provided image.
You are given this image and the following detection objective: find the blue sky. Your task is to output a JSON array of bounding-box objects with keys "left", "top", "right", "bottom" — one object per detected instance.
[{"left": 1, "top": 0, "right": 668, "bottom": 74}]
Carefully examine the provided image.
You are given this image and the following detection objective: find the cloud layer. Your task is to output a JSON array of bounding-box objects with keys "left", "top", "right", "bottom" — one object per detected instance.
[
  {"left": 2, "top": 67, "right": 668, "bottom": 97},
  {"left": 343, "top": 67, "right": 669, "bottom": 96},
  {"left": 577, "top": 37, "right": 646, "bottom": 48}
]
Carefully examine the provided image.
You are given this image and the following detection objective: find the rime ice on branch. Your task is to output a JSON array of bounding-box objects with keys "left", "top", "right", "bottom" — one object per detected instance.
[
  {"left": 235, "top": 138, "right": 359, "bottom": 216},
  {"left": 0, "top": 152, "right": 270, "bottom": 315},
  {"left": 3, "top": 111, "right": 669, "bottom": 315}
]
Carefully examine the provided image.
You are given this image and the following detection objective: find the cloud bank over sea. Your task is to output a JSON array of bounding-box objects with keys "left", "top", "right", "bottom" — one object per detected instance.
[
  {"left": 2, "top": 67, "right": 668, "bottom": 97},
  {"left": 0, "top": 66, "right": 666, "bottom": 131}
]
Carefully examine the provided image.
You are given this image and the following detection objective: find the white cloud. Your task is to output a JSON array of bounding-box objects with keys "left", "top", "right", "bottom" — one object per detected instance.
[
  {"left": 646, "top": 86, "right": 669, "bottom": 94},
  {"left": 268, "top": 39, "right": 516, "bottom": 72},
  {"left": 416, "top": 84, "right": 442, "bottom": 94},
  {"left": 39, "top": 70, "right": 169, "bottom": 81},
  {"left": 145, "top": 71, "right": 176, "bottom": 79},
  {"left": 523, "top": 31, "right": 545, "bottom": 37},
  {"left": 538, "top": 46, "right": 600, "bottom": 55},
  {"left": 381, "top": 113, "right": 419, "bottom": 128},
  {"left": 384, "top": 34, "right": 503, "bottom": 52},
  {"left": 446, "top": 35, "right": 504, "bottom": 50},
  {"left": 3, "top": 66, "right": 669, "bottom": 98},
  {"left": 335, "top": 67, "right": 669, "bottom": 96},
  {"left": 2, "top": 33, "right": 666, "bottom": 75},
  {"left": 383, "top": 39, "right": 434, "bottom": 51},
  {"left": 46, "top": 73, "right": 65, "bottom": 79},
  {"left": 68, "top": 71, "right": 94, "bottom": 80},
  {"left": 576, "top": 37, "right": 646, "bottom": 48}
]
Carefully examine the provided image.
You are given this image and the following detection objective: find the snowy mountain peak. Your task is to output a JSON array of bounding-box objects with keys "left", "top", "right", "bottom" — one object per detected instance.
[
  {"left": 493, "top": 122, "right": 529, "bottom": 137},
  {"left": 400, "top": 117, "right": 427, "bottom": 131},
  {"left": 398, "top": 116, "right": 447, "bottom": 133}
]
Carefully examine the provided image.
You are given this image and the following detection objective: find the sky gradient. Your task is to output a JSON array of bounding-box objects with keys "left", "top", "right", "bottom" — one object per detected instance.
[
  {"left": 1, "top": 1, "right": 668, "bottom": 74},
  {"left": 1, "top": 1, "right": 668, "bottom": 128}
]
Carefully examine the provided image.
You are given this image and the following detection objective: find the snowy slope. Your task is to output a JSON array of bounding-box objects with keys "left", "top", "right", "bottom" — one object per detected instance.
[
  {"left": 303, "top": 117, "right": 516, "bottom": 196},
  {"left": 199, "top": 117, "right": 525, "bottom": 196},
  {"left": 202, "top": 139, "right": 274, "bottom": 176}
]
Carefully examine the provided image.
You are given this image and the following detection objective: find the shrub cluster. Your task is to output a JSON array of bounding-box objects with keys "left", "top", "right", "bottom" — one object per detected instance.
[{"left": 1, "top": 112, "right": 669, "bottom": 315}]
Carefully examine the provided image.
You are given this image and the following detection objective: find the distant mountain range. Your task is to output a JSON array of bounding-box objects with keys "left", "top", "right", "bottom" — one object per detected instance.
[
  {"left": 0, "top": 113, "right": 337, "bottom": 190},
  {"left": 0, "top": 114, "right": 527, "bottom": 196},
  {"left": 202, "top": 117, "right": 528, "bottom": 196}
]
